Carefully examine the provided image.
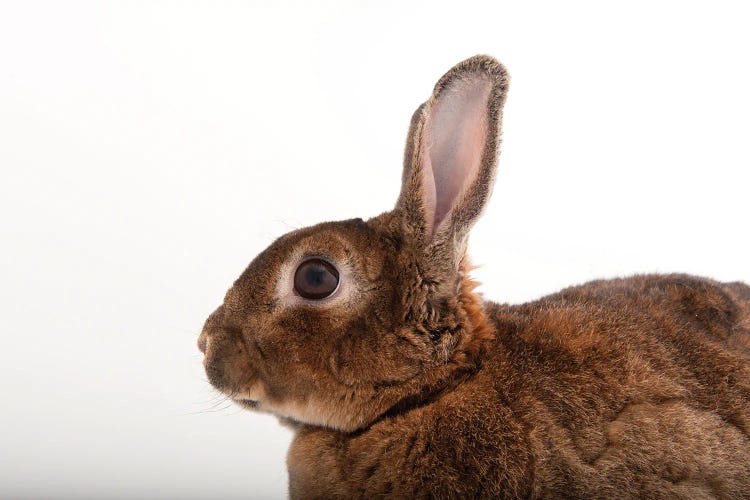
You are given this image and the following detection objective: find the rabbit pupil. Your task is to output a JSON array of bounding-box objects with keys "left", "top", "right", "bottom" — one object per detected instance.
[{"left": 306, "top": 268, "right": 325, "bottom": 286}]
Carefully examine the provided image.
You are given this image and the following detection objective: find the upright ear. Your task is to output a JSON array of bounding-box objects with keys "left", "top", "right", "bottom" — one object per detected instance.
[{"left": 396, "top": 55, "right": 509, "bottom": 270}]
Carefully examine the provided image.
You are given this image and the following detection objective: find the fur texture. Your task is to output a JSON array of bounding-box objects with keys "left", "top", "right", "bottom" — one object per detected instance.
[{"left": 198, "top": 55, "right": 750, "bottom": 498}]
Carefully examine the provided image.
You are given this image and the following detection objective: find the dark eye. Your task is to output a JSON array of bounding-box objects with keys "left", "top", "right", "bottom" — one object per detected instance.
[{"left": 293, "top": 258, "right": 340, "bottom": 300}]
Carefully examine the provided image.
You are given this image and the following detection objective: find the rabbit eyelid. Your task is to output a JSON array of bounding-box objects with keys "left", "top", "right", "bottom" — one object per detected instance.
[{"left": 274, "top": 251, "right": 355, "bottom": 308}]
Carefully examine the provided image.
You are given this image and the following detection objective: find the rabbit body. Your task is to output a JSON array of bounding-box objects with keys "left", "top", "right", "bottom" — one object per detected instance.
[
  {"left": 288, "top": 275, "right": 750, "bottom": 499},
  {"left": 198, "top": 55, "right": 750, "bottom": 498}
]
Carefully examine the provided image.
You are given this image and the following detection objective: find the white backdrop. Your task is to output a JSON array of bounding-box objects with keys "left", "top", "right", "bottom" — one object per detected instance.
[{"left": 1, "top": 1, "right": 748, "bottom": 498}]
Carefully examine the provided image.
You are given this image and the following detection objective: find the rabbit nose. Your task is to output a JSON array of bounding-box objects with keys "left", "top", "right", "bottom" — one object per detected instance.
[
  {"left": 197, "top": 331, "right": 208, "bottom": 353},
  {"left": 199, "top": 305, "right": 228, "bottom": 354}
]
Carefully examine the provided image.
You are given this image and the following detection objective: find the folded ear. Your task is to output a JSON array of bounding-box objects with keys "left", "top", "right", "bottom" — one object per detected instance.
[{"left": 396, "top": 55, "right": 509, "bottom": 266}]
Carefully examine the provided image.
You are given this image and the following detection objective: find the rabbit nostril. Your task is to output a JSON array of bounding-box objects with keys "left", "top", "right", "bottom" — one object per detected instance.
[{"left": 197, "top": 334, "right": 208, "bottom": 354}]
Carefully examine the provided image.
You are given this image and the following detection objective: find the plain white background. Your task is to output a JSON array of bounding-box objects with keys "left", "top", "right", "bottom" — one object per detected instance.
[{"left": 1, "top": 1, "right": 748, "bottom": 498}]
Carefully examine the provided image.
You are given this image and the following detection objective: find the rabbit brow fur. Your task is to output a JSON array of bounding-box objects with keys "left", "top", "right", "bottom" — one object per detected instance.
[{"left": 199, "top": 55, "right": 750, "bottom": 499}]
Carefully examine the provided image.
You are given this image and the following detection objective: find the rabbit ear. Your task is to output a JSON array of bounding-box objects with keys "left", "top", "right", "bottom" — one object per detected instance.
[{"left": 396, "top": 55, "right": 509, "bottom": 260}]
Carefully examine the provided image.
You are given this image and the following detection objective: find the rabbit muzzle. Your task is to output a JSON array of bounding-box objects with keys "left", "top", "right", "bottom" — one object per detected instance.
[{"left": 199, "top": 312, "right": 262, "bottom": 403}]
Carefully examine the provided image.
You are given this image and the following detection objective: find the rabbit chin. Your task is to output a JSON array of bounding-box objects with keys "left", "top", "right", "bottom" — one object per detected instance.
[{"left": 230, "top": 381, "right": 366, "bottom": 431}]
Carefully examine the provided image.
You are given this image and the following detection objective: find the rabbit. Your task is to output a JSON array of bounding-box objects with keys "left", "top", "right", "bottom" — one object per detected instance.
[{"left": 197, "top": 55, "right": 750, "bottom": 499}]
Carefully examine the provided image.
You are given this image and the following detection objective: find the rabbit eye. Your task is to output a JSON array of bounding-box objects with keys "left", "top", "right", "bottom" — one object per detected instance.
[{"left": 293, "top": 258, "right": 340, "bottom": 300}]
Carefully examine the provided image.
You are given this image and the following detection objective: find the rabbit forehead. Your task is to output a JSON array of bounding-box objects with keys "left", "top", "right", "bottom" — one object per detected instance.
[
  {"left": 270, "top": 220, "right": 389, "bottom": 288},
  {"left": 225, "top": 219, "right": 386, "bottom": 312}
]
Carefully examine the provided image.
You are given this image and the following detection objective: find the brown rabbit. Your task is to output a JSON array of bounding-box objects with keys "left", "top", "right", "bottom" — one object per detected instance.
[{"left": 198, "top": 55, "right": 750, "bottom": 499}]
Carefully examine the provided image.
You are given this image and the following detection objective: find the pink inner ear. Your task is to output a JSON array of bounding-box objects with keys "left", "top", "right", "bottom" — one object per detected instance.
[{"left": 422, "top": 75, "right": 492, "bottom": 235}]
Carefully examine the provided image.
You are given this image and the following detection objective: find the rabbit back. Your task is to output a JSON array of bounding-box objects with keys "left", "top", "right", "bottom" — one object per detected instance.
[{"left": 484, "top": 273, "right": 750, "bottom": 498}]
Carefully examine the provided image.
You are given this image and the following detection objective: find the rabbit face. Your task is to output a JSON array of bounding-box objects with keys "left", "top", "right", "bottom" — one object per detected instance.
[
  {"left": 199, "top": 55, "right": 509, "bottom": 432},
  {"left": 198, "top": 216, "right": 467, "bottom": 431}
]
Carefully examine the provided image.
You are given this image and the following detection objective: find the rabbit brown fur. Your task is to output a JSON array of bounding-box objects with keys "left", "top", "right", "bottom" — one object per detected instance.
[{"left": 198, "top": 55, "right": 750, "bottom": 498}]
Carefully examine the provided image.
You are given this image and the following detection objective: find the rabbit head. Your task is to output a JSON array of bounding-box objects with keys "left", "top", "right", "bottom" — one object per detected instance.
[{"left": 198, "top": 55, "right": 509, "bottom": 432}]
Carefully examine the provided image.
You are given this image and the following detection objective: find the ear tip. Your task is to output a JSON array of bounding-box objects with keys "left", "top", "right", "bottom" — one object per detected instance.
[
  {"left": 436, "top": 54, "right": 510, "bottom": 95},
  {"left": 460, "top": 54, "right": 509, "bottom": 78}
]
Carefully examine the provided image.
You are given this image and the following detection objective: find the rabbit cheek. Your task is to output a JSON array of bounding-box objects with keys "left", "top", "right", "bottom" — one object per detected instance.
[{"left": 329, "top": 326, "right": 428, "bottom": 386}]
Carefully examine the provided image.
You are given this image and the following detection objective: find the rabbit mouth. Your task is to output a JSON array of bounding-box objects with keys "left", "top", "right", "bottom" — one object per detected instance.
[{"left": 234, "top": 398, "right": 260, "bottom": 410}]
